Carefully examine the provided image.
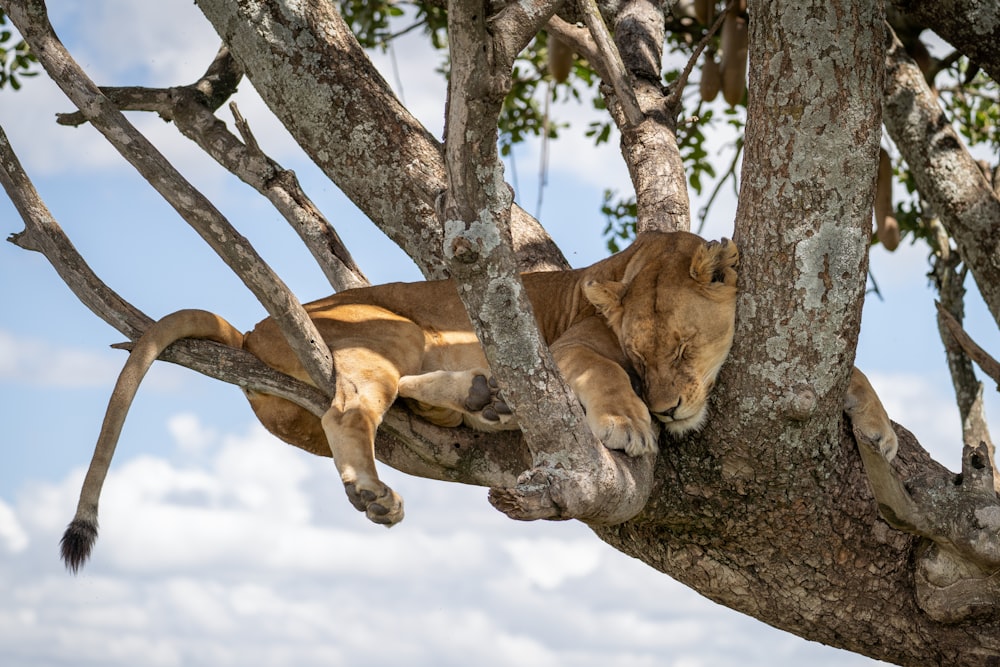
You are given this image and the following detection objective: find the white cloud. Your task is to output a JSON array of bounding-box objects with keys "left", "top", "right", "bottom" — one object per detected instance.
[
  {"left": 0, "top": 329, "right": 193, "bottom": 392},
  {"left": 0, "top": 417, "right": 885, "bottom": 667},
  {"left": 0, "top": 499, "right": 29, "bottom": 553},
  {"left": 503, "top": 536, "right": 603, "bottom": 590},
  {"left": 0, "top": 329, "right": 119, "bottom": 388}
]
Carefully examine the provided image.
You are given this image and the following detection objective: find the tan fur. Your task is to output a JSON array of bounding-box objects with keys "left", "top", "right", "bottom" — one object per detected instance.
[
  {"left": 61, "top": 231, "right": 740, "bottom": 570},
  {"left": 61, "top": 230, "right": 900, "bottom": 573},
  {"left": 845, "top": 367, "right": 899, "bottom": 461}
]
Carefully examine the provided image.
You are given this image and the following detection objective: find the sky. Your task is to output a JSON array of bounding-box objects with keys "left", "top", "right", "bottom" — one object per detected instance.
[{"left": 1, "top": 2, "right": 997, "bottom": 666}]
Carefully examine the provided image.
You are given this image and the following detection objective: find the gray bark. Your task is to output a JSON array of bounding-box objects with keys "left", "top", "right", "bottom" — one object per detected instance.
[
  {"left": 891, "top": 0, "right": 1000, "bottom": 84},
  {"left": 5, "top": 0, "right": 1000, "bottom": 663},
  {"left": 882, "top": 31, "right": 1000, "bottom": 329}
]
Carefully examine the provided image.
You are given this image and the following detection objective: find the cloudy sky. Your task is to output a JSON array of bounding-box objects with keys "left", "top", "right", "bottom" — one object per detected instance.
[{"left": 1, "top": 2, "right": 996, "bottom": 666}]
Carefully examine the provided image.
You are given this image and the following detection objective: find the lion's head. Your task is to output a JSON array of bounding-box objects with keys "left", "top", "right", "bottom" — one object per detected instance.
[{"left": 584, "top": 232, "right": 739, "bottom": 434}]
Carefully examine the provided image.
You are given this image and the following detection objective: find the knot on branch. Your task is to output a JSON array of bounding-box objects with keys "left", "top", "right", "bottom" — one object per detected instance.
[
  {"left": 443, "top": 219, "right": 502, "bottom": 266},
  {"left": 855, "top": 425, "right": 1000, "bottom": 623},
  {"left": 487, "top": 449, "right": 657, "bottom": 526}
]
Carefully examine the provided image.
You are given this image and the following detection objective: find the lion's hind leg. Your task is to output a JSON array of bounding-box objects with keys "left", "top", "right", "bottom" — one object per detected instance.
[
  {"left": 321, "top": 319, "right": 426, "bottom": 527},
  {"left": 398, "top": 369, "right": 515, "bottom": 431},
  {"left": 323, "top": 353, "right": 407, "bottom": 526}
]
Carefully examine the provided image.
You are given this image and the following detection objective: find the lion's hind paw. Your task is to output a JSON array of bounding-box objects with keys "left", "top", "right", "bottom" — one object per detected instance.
[
  {"left": 345, "top": 481, "right": 404, "bottom": 527},
  {"left": 464, "top": 373, "right": 513, "bottom": 423}
]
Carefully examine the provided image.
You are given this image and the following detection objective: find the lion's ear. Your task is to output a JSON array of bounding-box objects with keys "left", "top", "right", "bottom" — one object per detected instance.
[
  {"left": 690, "top": 238, "right": 739, "bottom": 287},
  {"left": 584, "top": 280, "right": 627, "bottom": 328}
]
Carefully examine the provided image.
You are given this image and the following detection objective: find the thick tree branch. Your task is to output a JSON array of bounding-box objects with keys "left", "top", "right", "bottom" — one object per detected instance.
[
  {"left": 612, "top": 0, "right": 691, "bottom": 232},
  {"left": 883, "top": 29, "right": 1000, "bottom": 329},
  {"left": 195, "top": 0, "right": 569, "bottom": 276},
  {"left": 5, "top": 0, "right": 338, "bottom": 398},
  {"left": 548, "top": 3, "right": 692, "bottom": 233},
  {"left": 441, "top": 0, "right": 654, "bottom": 524},
  {"left": 891, "top": 0, "right": 1000, "bottom": 84}
]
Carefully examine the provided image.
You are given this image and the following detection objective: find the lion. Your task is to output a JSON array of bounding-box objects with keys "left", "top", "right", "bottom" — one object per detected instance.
[{"left": 59, "top": 231, "right": 896, "bottom": 572}]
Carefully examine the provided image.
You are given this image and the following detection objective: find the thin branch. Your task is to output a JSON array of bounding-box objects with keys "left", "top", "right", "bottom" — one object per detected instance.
[
  {"left": 937, "top": 302, "right": 1000, "bottom": 391},
  {"left": 6, "top": 0, "right": 337, "bottom": 397},
  {"left": 666, "top": 0, "right": 732, "bottom": 109},
  {"left": 442, "top": 0, "right": 654, "bottom": 524},
  {"left": 580, "top": 0, "right": 644, "bottom": 127},
  {"left": 56, "top": 43, "right": 243, "bottom": 123},
  {"left": 930, "top": 218, "right": 998, "bottom": 495},
  {"left": 55, "top": 54, "right": 368, "bottom": 293}
]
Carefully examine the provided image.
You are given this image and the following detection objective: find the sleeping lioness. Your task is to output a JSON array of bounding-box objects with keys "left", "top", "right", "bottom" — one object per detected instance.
[{"left": 60, "top": 231, "right": 896, "bottom": 571}]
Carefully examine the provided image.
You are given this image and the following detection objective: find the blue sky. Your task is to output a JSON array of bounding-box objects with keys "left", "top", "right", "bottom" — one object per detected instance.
[{"left": 1, "top": 2, "right": 996, "bottom": 665}]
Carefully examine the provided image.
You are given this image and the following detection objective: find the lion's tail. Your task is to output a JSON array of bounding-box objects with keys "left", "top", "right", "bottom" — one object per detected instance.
[{"left": 61, "top": 309, "right": 244, "bottom": 573}]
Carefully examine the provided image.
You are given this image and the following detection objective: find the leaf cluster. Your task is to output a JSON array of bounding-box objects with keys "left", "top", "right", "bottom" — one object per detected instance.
[
  {"left": 0, "top": 11, "right": 37, "bottom": 91},
  {"left": 340, "top": 3, "right": 998, "bottom": 264}
]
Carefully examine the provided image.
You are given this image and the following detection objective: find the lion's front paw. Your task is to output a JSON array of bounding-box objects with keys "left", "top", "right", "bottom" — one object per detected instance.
[
  {"left": 846, "top": 368, "right": 898, "bottom": 462},
  {"left": 850, "top": 411, "right": 899, "bottom": 462},
  {"left": 344, "top": 481, "right": 404, "bottom": 527},
  {"left": 588, "top": 407, "right": 659, "bottom": 457}
]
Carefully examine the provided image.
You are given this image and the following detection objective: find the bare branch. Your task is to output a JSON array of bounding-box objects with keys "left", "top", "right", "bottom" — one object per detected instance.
[
  {"left": 227, "top": 102, "right": 369, "bottom": 292},
  {"left": 883, "top": 27, "right": 1000, "bottom": 329},
  {"left": 580, "top": 0, "right": 644, "bottom": 127},
  {"left": 937, "top": 301, "right": 1000, "bottom": 391},
  {"left": 5, "top": 0, "right": 338, "bottom": 397},
  {"left": 56, "top": 56, "right": 368, "bottom": 293},
  {"left": 441, "top": 0, "right": 654, "bottom": 524},
  {"left": 196, "top": 0, "right": 568, "bottom": 277},
  {"left": 55, "top": 43, "right": 243, "bottom": 123},
  {"left": 665, "top": 0, "right": 731, "bottom": 109}
]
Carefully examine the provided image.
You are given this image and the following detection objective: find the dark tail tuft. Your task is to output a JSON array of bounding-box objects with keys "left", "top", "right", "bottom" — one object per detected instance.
[{"left": 60, "top": 519, "right": 98, "bottom": 574}]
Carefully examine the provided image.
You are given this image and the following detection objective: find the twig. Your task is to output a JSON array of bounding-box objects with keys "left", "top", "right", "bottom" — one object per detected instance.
[
  {"left": 55, "top": 43, "right": 367, "bottom": 293},
  {"left": 666, "top": 0, "right": 733, "bottom": 109},
  {"left": 579, "top": 0, "right": 644, "bottom": 127},
  {"left": 937, "top": 302, "right": 1000, "bottom": 390},
  {"left": 6, "top": 0, "right": 337, "bottom": 397},
  {"left": 696, "top": 137, "right": 743, "bottom": 233}
]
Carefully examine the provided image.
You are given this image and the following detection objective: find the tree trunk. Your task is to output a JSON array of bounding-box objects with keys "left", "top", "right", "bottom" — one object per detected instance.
[
  {"left": 599, "top": 0, "right": 999, "bottom": 662},
  {"left": 4, "top": 0, "right": 1000, "bottom": 663}
]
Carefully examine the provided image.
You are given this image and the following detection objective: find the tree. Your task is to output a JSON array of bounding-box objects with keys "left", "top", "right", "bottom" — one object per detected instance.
[{"left": 1, "top": 0, "right": 999, "bottom": 664}]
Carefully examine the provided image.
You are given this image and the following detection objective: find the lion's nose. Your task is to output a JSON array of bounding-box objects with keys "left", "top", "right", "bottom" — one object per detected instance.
[{"left": 652, "top": 397, "right": 683, "bottom": 421}]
